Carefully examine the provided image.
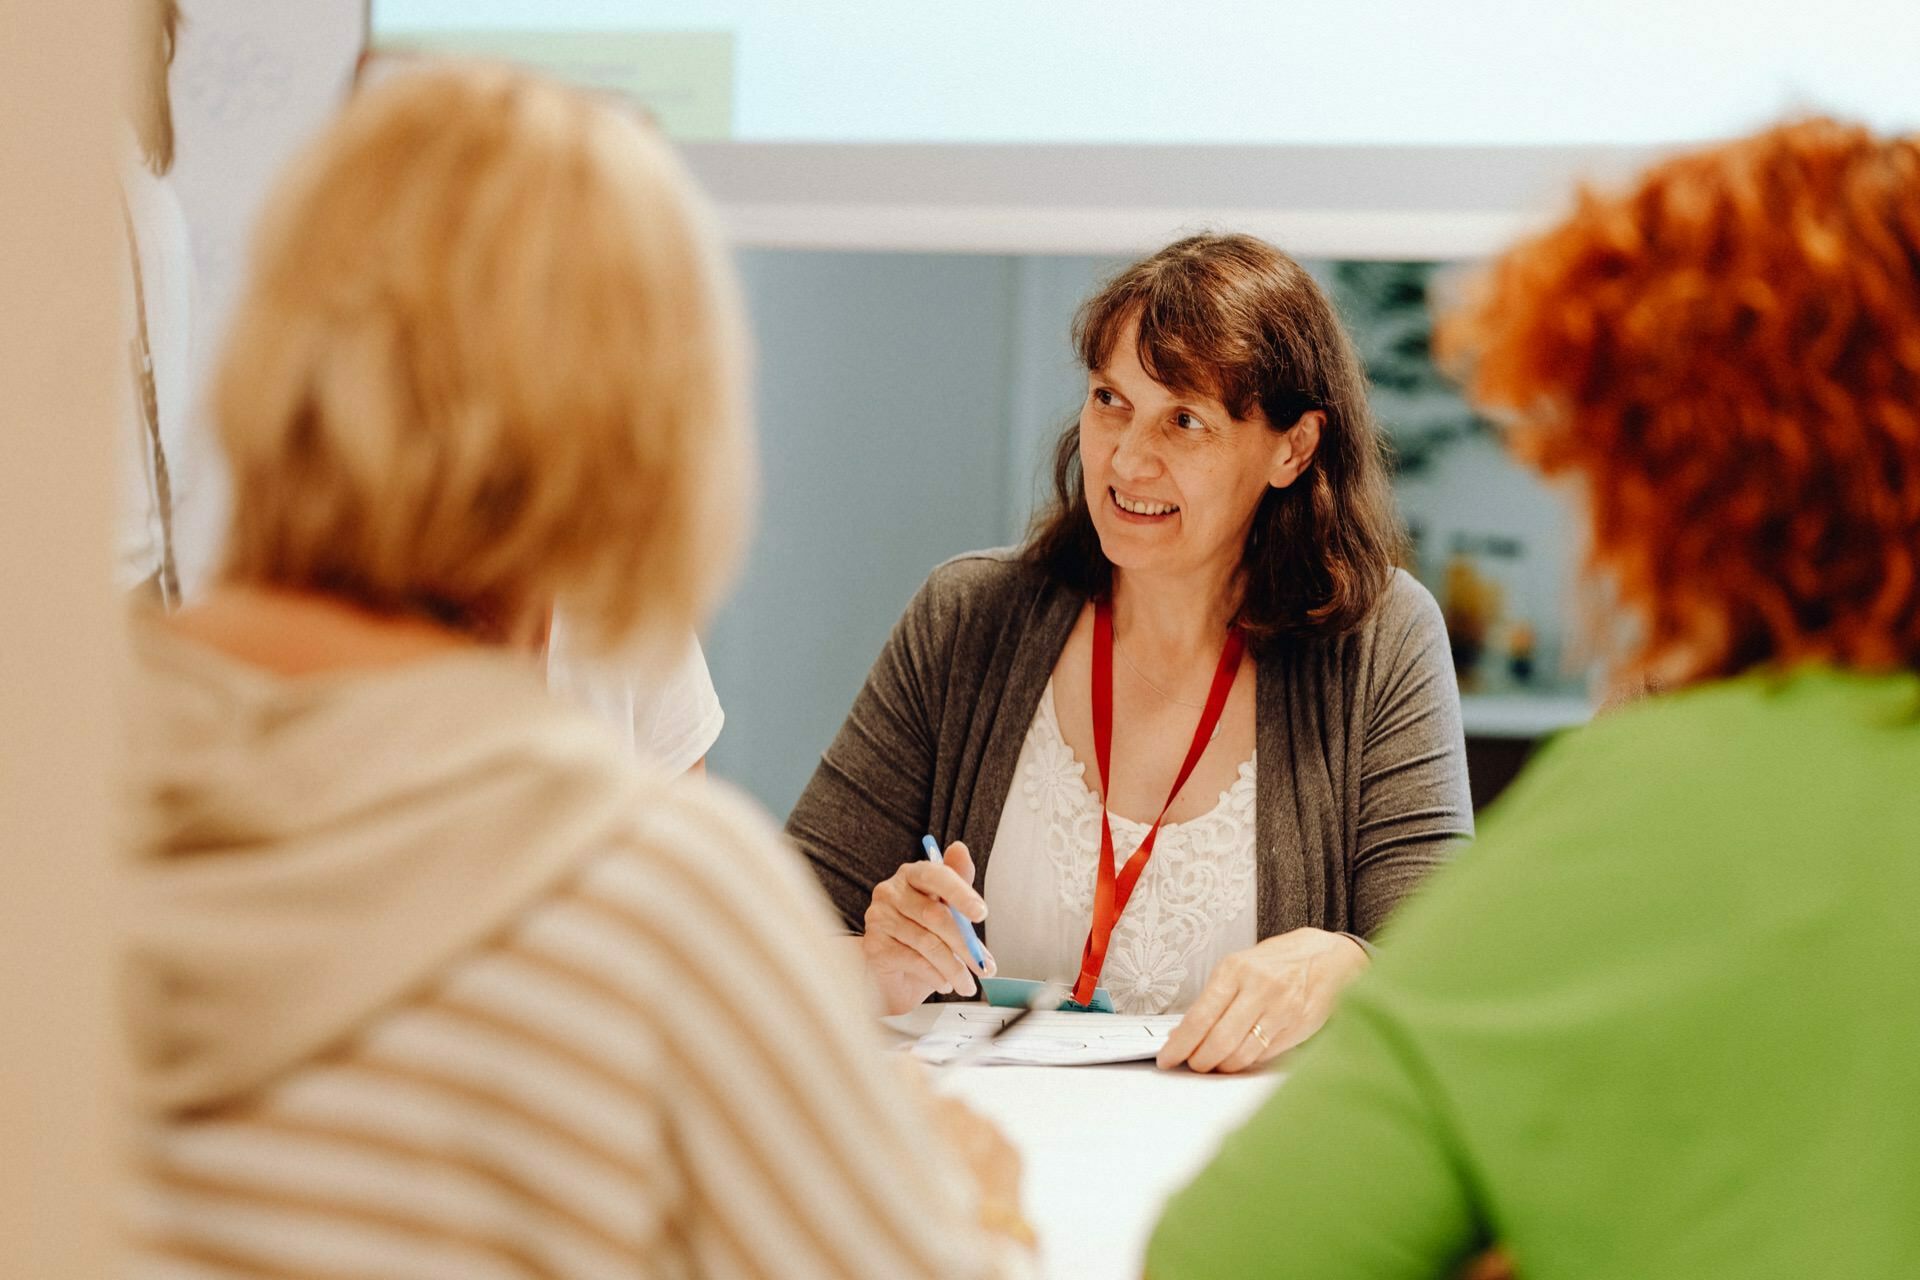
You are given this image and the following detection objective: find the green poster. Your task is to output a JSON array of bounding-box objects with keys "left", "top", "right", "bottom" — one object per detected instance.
[{"left": 377, "top": 30, "right": 735, "bottom": 141}]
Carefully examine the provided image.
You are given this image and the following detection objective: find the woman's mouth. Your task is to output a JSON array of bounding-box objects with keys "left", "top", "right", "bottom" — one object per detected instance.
[{"left": 1110, "top": 488, "right": 1179, "bottom": 522}]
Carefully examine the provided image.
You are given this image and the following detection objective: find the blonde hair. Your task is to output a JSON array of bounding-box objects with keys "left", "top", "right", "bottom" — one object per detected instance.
[
  {"left": 215, "top": 63, "right": 751, "bottom": 655},
  {"left": 133, "top": 0, "right": 182, "bottom": 175}
]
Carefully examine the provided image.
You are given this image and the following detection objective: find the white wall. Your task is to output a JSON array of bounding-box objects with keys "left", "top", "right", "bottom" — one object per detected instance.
[
  {"left": 705, "top": 251, "right": 1023, "bottom": 812},
  {"left": 165, "top": 0, "right": 365, "bottom": 589},
  {"left": 1002, "top": 255, "right": 1128, "bottom": 541},
  {"left": 375, "top": 1, "right": 1920, "bottom": 144}
]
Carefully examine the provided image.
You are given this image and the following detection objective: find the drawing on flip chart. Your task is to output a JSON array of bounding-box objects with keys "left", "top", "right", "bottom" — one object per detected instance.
[{"left": 912, "top": 1006, "right": 1184, "bottom": 1067}]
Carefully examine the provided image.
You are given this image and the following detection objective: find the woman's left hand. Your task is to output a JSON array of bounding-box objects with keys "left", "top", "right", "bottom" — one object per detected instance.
[{"left": 1156, "top": 927, "right": 1370, "bottom": 1074}]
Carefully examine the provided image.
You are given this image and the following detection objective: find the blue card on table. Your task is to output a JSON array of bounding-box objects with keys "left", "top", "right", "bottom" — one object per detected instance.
[{"left": 981, "top": 976, "right": 1115, "bottom": 1013}]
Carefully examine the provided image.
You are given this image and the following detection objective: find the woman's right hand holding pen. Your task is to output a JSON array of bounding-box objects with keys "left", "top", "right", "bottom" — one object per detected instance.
[{"left": 861, "top": 839, "right": 995, "bottom": 1014}]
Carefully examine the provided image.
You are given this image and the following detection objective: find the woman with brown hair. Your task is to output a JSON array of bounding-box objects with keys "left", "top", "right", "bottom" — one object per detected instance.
[
  {"left": 1149, "top": 119, "right": 1920, "bottom": 1276},
  {"left": 790, "top": 234, "right": 1472, "bottom": 1072}
]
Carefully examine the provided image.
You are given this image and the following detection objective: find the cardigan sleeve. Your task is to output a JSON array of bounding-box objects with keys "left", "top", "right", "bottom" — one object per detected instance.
[
  {"left": 786, "top": 570, "right": 950, "bottom": 931},
  {"left": 1352, "top": 573, "right": 1474, "bottom": 936}
]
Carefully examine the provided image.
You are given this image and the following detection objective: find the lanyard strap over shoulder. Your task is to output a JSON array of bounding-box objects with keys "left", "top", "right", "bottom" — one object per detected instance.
[{"left": 1072, "top": 600, "right": 1244, "bottom": 1007}]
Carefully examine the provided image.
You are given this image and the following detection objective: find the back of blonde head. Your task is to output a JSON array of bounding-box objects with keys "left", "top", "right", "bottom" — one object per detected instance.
[{"left": 216, "top": 63, "right": 750, "bottom": 654}]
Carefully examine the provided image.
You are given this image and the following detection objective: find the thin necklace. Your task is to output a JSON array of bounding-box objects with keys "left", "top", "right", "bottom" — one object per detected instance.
[{"left": 1113, "top": 624, "right": 1211, "bottom": 711}]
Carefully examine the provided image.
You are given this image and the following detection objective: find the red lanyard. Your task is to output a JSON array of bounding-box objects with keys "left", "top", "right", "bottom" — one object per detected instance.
[{"left": 1072, "top": 599, "right": 1246, "bottom": 1007}]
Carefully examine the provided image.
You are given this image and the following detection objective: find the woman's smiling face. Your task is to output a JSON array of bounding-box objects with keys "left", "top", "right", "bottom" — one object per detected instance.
[{"left": 1080, "top": 314, "right": 1315, "bottom": 588}]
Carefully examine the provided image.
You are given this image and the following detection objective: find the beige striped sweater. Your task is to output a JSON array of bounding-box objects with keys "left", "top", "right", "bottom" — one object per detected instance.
[{"left": 126, "top": 623, "right": 1015, "bottom": 1280}]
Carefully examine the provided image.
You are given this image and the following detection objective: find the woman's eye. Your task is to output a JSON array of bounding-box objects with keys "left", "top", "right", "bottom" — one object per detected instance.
[
  {"left": 1091, "top": 387, "right": 1118, "bottom": 408},
  {"left": 1174, "top": 411, "right": 1207, "bottom": 431}
]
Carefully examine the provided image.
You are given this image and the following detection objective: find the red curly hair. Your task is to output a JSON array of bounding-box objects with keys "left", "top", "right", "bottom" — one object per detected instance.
[{"left": 1440, "top": 118, "right": 1920, "bottom": 685}]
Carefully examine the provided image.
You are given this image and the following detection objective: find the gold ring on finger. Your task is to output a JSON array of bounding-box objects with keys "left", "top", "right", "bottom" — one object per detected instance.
[{"left": 1251, "top": 1022, "right": 1271, "bottom": 1049}]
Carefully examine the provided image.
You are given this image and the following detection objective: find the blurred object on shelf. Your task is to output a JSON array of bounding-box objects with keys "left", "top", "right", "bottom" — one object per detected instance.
[
  {"left": 1506, "top": 619, "right": 1536, "bottom": 684},
  {"left": 1442, "top": 547, "right": 1502, "bottom": 687}
]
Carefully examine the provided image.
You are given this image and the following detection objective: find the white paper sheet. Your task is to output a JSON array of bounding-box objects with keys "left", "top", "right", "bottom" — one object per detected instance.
[{"left": 911, "top": 1005, "right": 1184, "bottom": 1067}]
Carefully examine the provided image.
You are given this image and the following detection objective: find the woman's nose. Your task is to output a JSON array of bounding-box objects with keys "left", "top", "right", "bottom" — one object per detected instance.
[{"left": 1110, "top": 420, "right": 1160, "bottom": 479}]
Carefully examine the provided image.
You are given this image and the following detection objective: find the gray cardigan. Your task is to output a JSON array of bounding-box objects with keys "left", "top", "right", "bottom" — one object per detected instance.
[{"left": 787, "top": 549, "right": 1473, "bottom": 946}]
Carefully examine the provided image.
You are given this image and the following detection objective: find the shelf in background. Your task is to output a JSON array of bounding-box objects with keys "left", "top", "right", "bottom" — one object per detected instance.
[{"left": 1459, "top": 691, "right": 1593, "bottom": 740}]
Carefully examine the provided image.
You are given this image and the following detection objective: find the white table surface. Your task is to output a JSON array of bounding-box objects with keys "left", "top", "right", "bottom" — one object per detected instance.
[{"left": 882, "top": 1006, "right": 1282, "bottom": 1280}]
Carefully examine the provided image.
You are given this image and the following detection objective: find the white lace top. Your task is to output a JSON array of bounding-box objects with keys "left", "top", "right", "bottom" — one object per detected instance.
[{"left": 982, "top": 681, "right": 1258, "bottom": 1015}]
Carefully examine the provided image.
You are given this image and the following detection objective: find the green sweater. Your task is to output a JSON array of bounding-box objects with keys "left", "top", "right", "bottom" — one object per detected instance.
[{"left": 1149, "top": 668, "right": 1920, "bottom": 1279}]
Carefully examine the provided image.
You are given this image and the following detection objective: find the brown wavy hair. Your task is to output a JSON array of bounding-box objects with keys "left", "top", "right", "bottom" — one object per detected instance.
[
  {"left": 1024, "top": 234, "right": 1401, "bottom": 644},
  {"left": 1439, "top": 119, "right": 1920, "bottom": 684}
]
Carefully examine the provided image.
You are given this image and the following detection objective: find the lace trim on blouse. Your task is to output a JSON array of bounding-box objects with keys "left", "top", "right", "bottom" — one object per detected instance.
[{"left": 999, "top": 683, "right": 1256, "bottom": 1014}]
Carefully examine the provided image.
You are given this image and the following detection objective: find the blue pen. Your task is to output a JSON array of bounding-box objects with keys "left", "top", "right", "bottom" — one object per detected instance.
[{"left": 921, "top": 834, "right": 991, "bottom": 971}]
